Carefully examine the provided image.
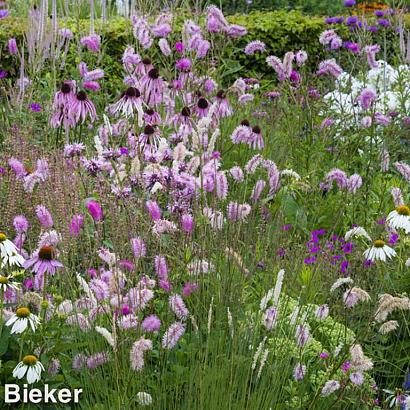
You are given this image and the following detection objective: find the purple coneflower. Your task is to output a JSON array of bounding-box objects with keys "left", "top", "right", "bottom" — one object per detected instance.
[
  {"left": 68, "top": 90, "right": 97, "bottom": 124},
  {"left": 140, "top": 68, "right": 164, "bottom": 105},
  {"left": 108, "top": 87, "right": 144, "bottom": 121}
]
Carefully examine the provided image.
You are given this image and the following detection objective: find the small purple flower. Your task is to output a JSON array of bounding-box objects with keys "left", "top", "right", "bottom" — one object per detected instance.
[
  {"left": 175, "top": 41, "right": 184, "bottom": 53},
  {"left": 0, "top": 9, "right": 9, "bottom": 19},
  {"left": 319, "top": 352, "right": 329, "bottom": 359},
  {"left": 175, "top": 58, "right": 191, "bottom": 71},
  {"left": 0, "top": 70, "right": 7, "bottom": 79},
  {"left": 342, "top": 242, "right": 353, "bottom": 254},
  {"left": 8, "top": 38, "right": 18, "bottom": 55},
  {"left": 374, "top": 10, "right": 385, "bottom": 17},
  {"left": 340, "top": 260, "right": 349, "bottom": 275},
  {"left": 277, "top": 248, "right": 286, "bottom": 257},
  {"left": 29, "top": 103, "right": 42, "bottom": 112},
  {"left": 346, "top": 16, "right": 359, "bottom": 26},
  {"left": 304, "top": 256, "right": 316, "bottom": 265},
  {"left": 119, "top": 147, "right": 129, "bottom": 155},
  {"left": 282, "top": 224, "right": 292, "bottom": 231},
  {"left": 341, "top": 361, "right": 351, "bottom": 373},
  {"left": 377, "top": 18, "right": 390, "bottom": 27},
  {"left": 344, "top": 0, "right": 356, "bottom": 6},
  {"left": 388, "top": 233, "right": 399, "bottom": 246}
]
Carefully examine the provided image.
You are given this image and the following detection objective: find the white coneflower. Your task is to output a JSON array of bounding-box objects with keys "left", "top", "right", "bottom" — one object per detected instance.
[
  {"left": 330, "top": 277, "right": 354, "bottom": 293},
  {"left": 374, "top": 294, "right": 410, "bottom": 322},
  {"left": 349, "top": 344, "right": 373, "bottom": 372},
  {"left": 378, "top": 320, "right": 399, "bottom": 334},
  {"left": 0, "top": 274, "right": 19, "bottom": 292},
  {"left": 95, "top": 326, "right": 116, "bottom": 348},
  {"left": 321, "top": 380, "right": 340, "bottom": 396},
  {"left": 387, "top": 205, "right": 410, "bottom": 233},
  {"left": 343, "top": 287, "right": 371, "bottom": 308},
  {"left": 363, "top": 239, "right": 396, "bottom": 262},
  {"left": 256, "top": 349, "right": 269, "bottom": 379},
  {"left": 6, "top": 307, "right": 40, "bottom": 334},
  {"left": 136, "top": 392, "right": 152, "bottom": 406},
  {"left": 13, "top": 355, "right": 44, "bottom": 384},
  {"left": 344, "top": 226, "right": 371, "bottom": 242},
  {"left": 0, "top": 232, "right": 25, "bottom": 267}
]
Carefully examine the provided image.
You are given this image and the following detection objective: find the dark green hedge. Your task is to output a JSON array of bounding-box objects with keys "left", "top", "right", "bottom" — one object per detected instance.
[{"left": 0, "top": 10, "right": 406, "bottom": 86}]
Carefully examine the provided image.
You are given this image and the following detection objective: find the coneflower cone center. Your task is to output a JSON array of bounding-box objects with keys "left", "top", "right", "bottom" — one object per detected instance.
[
  {"left": 125, "top": 87, "right": 140, "bottom": 98},
  {"left": 16, "top": 307, "right": 30, "bottom": 318},
  {"left": 22, "top": 355, "right": 38, "bottom": 366},
  {"left": 0, "top": 276, "right": 8, "bottom": 284},
  {"left": 39, "top": 246, "right": 54, "bottom": 261},
  {"left": 374, "top": 239, "right": 385, "bottom": 248},
  {"left": 77, "top": 91, "right": 87, "bottom": 101},
  {"left": 396, "top": 205, "right": 410, "bottom": 216},
  {"left": 198, "top": 98, "right": 208, "bottom": 109},
  {"left": 0, "top": 232, "right": 6, "bottom": 242}
]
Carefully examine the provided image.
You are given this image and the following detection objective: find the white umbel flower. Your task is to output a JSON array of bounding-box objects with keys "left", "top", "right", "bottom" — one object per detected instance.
[
  {"left": 6, "top": 307, "right": 41, "bottom": 334},
  {"left": 13, "top": 355, "right": 44, "bottom": 384},
  {"left": 0, "top": 233, "right": 25, "bottom": 267},
  {"left": 387, "top": 205, "right": 410, "bottom": 233},
  {"left": 363, "top": 239, "right": 396, "bottom": 262},
  {"left": 344, "top": 226, "right": 371, "bottom": 242}
]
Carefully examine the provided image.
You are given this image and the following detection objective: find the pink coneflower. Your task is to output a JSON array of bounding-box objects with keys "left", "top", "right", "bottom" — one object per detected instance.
[
  {"left": 250, "top": 126, "right": 264, "bottom": 150},
  {"left": 68, "top": 90, "right": 97, "bottom": 124},
  {"left": 108, "top": 87, "right": 144, "bottom": 121},
  {"left": 50, "top": 82, "right": 76, "bottom": 128},
  {"left": 162, "top": 322, "right": 186, "bottom": 349},
  {"left": 140, "top": 68, "right": 164, "bottom": 105},
  {"left": 139, "top": 124, "right": 161, "bottom": 150},
  {"left": 173, "top": 106, "right": 194, "bottom": 134},
  {"left": 195, "top": 97, "right": 209, "bottom": 117},
  {"left": 215, "top": 90, "right": 232, "bottom": 118},
  {"left": 143, "top": 108, "right": 162, "bottom": 125},
  {"left": 23, "top": 245, "right": 63, "bottom": 277}
]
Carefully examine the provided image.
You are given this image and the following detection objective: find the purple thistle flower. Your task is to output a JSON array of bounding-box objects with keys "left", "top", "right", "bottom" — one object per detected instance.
[
  {"left": 142, "top": 315, "right": 161, "bottom": 332},
  {"left": 80, "top": 34, "right": 101, "bottom": 53}
]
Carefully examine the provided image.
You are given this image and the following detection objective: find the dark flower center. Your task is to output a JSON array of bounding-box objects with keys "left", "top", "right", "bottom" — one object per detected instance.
[
  {"left": 61, "top": 83, "right": 71, "bottom": 94},
  {"left": 216, "top": 90, "right": 226, "bottom": 99},
  {"left": 125, "top": 87, "right": 140, "bottom": 98},
  {"left": 145, "top": 108, "right": 154, "bottom": 116},
  {"left": 197, "top": 98, "right": 208, "bottom": 109},
  {"left": 148, "top": 68, "right": 159, "bottom": 80},
  {"left": 241, "top": 119, "right": 250, "bottom": 127},
  {"left": 39, "top": 246, "right": 54, "bottom": 261},
  {"left": 181, "top": 107, "right": 191, "bottom": 117},
  {"left": 144, "top": 125, "right": 155, "bottom": 135},
  {"left": 76, "top": 91, "right": 87, "bottom": 101},
  {"left": 0, "top": 232, "right": 6, "bottom": 242},
  {"left": 142, "top": 57, "right": 151, "bottom": 65},
  {"left": 252, "top": 126, "right": 261, "bottom": 134}
]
